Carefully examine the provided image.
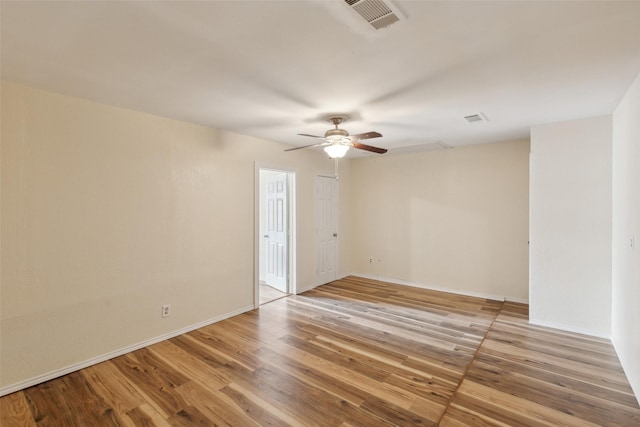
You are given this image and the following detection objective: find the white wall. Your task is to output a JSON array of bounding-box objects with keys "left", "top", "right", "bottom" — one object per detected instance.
[
  {"left": 0, "top": 82, "right": 349, "bottom": 392},
  {"left": 350, "top": 140, "right": 530, "bottom": 301},
  {"left": 529, "top": 115, "right": 612, "bottom": 337},
  {"left": 612, "top": 71, "right": 640, "bottom": 399}
]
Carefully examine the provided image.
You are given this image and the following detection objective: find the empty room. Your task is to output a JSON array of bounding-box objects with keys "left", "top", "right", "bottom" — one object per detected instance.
[{"left": 1, "top": 1, "right": 639, "bottom": 426}]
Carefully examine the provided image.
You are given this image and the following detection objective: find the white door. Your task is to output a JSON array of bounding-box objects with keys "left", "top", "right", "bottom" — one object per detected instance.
[
  {"left": 316, "top": 176, "right": 338, "bottom": 285},
  {"left": 265, "top": 172, "right": 288, "bottom": 292}
]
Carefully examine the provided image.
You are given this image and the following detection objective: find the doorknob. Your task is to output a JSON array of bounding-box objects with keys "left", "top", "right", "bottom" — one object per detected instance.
[
  {"left": 333, "top": 233, "right": 338, "bottom": 237},
  {"left": 264, "top": 235, "right": 269, "bottom": 238}
]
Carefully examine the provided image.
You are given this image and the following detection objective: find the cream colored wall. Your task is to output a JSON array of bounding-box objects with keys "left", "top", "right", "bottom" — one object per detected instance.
[
  {"left": 612, "top": 70, "right": 640, "bottom": 399},
  {"left": 529, "top": 115, "right": 612, "bottom": 338},
  {"left": 0, "top": 82, "right": 349, "bottom": 391},
  {"left": 350, "top": 140, "right": 530, "bottom": 301}
]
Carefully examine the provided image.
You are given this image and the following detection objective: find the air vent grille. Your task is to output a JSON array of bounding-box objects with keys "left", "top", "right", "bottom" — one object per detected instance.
[
  {"left": 371, "top": 13, "right": 400, "bottom": 29},
  {"left": 343, "top": 0, "right": 404, "bottom": 30},
  {"left": 464, "top": 113, "right": 488, "bottom": 123},
  {"left": 353, "top": 0, "right": 392, "bottom": 22}
]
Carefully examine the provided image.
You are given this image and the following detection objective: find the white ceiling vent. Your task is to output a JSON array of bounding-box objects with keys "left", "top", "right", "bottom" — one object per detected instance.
[
  {"left": 464, "top": 113, "right": 488, "bottom": 123},
  {"left": 343, "top": 0, "right": 404, "bottom": 30},
  {"left": 436, "top": 141, "right": 453, "bottom": 150}
]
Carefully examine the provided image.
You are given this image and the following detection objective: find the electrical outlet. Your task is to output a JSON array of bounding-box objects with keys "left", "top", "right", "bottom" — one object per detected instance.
[
  {"left": 369, "top": 258, "right": 373, "bottom": 264},
  {"left": 631, "top": 235, "right": 635, "bottom": 252},
  {"left": 162, "top": 304, "right": 171, "bottom": 318}
]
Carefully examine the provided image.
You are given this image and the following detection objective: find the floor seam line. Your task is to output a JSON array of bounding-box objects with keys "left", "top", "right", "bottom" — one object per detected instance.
[{"left": 435, "top": 300, "right": 504, "bottom": 425}]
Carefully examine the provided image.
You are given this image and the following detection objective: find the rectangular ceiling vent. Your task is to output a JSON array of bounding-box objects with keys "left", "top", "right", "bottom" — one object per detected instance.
[
  {"left": 436, "top": 142, "right": 453, "bottom": 150},
  {"left": 343, "top": 0, "right": 404, "bottom": 30},
  {"left": 464, "top": 113, "right": 488, "bottom": 123}
]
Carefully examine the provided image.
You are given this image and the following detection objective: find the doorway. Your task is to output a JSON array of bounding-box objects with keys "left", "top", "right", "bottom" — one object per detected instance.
[{"left": 257, "top": 168, "right": 296, "bottom": 306}]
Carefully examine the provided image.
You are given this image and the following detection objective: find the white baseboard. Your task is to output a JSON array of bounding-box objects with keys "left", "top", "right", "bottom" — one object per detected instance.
[
  {"left": 505, "top": 296, "right": 529, "bottom": 304},
  {"left": 611, "top": 336, "right": 640, "bottom": 403},
  {"left": 0, "top": 304, "right": 255, "bottom": 397},
  {"left": 296, "top": 283, "right": 317, "bottom": 294},
  {"left": 296, "top": 273, "right": 350, "bottom": 295},
  {"left": 528, "top": 318, "right": 611, "bottom": 339},
  {"left": 349, "top": 273, "right": 529, "bottom": 304}
]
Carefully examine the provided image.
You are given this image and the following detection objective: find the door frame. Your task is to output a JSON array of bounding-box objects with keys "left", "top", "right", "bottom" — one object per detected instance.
[{"left": 254, "top": 163, "right": 297, "bottom": 308}]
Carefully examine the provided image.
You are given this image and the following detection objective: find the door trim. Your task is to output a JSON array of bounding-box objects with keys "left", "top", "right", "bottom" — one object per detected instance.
[{"left": 254, "top": 163, "right": 297, "bottom": 309}]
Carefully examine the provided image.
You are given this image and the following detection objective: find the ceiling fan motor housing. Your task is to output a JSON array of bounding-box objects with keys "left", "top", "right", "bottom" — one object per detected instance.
[{"left": 325, "top": 128, "right": 349, "bottom": 139}]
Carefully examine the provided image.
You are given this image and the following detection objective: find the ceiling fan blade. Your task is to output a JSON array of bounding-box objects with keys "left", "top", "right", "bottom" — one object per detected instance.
[
  {"left": 284, "top": 142, "right": 327, "bottom": 152},
  {"left": 350, "top": 131, "right": 382, "bottom": 141},
  {"left": 297, "top": 133, "right": 326, "bottom": 139},
  {"left": 352, "top": 142, "right": 388, "bottom": 154}
]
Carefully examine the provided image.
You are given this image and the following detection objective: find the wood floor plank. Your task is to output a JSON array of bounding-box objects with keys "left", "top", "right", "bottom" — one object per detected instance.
[
  {"left": 110, "top": 350, "right": 191, "bottom": 419},
  {"left": 174, "top": 381, "right": 262, "bottom": 427},
  {"left": 360, "top": 395, "right": 437, "bottom": 427},
  {"left": 254, "top": 345, "right": 372, "bottom": 406},
  {"left": 465, "top": 358, "right": 640, "bottom": 425},
  {"left": 167, "top": 334, "right": 255, "bottom": 382},
  {"left": 284, "top": 307, "right": 477, "bottom": 375},
  {"left": 181, "top": 331, "right": 262, "bottom": 372},
  {"left": 479, "top": 338, "right": 634, "bottom": 391},
  {"left": 439, "top": 403, "right": 527, "bottom": 427},
  {"left": 166, "top": 404, "right": 215, "bottom": 427},
  {"left": 2, "top": 275, "right": 638, "bottom": 426},
  {"left": 409, "top": 396, "right": 448, "bottom": 423},
  {"left": 223, "top": 363, "right": 385, "bottom": 427},
  {"left": 147, "top": 341, "right": 229, "bottom": 392},
  {"left": 470, "top": 353, "right": 639, "bottom": 407},
  {"left": 0, "top": 391, "right": 36, "bottom": 427},
  {"left": 220, "top": 382, "right": 302, "bottom": 427},
  {"left": 22, "top": 371, "right": 120, "bottom": 426},
  {"left": 384, "top": 372, "right": 455, "bottom": 406},
  {"left": 487, "top": 322, "right": 625, "bottom": 365},
  {"left": 451, "top": 380, "right": 602, "bottom": 427},
  {"left": 263, "top": 337, "right": 418, "bottom": 410},
  {"left": 81, "top": 362, "right": 149, "bottom": 427},
  {"left": 126, "top": 403, "right": 172, "bottom": 427}
]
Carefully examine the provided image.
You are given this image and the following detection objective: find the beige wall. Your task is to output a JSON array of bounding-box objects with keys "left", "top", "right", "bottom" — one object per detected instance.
[
  {"left": 612, "top": 70, "right": 640, "bottom": 399},
  {"left": 530, "top": 116, "right": 612, "bottom": 338},
  {"left": 350, "top": 140, "right": 530, "bottom": 301},
  {"left": 0, "top": 82, "right": 350, "bottom": 391}
]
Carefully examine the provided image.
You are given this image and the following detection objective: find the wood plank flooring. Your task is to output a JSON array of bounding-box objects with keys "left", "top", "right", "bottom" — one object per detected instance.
[{"left": 2, "top": 276, "right": 639, "bottom": 426}]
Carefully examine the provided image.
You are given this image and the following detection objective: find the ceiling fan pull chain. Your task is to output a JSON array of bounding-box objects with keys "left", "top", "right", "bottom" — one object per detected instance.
[{"left": 335, "top": 158, "right": 339, "bottom": 180}]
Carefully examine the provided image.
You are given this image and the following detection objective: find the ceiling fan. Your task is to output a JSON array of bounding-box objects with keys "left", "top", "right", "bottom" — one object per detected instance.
[{"left": 285, "top": 116, "right": 387, "bottom": 158}]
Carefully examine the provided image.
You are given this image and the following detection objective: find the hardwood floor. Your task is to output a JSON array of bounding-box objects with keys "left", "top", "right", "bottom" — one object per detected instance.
[{"left": 2, "top": 276, "right": 639, "bottom": 426}]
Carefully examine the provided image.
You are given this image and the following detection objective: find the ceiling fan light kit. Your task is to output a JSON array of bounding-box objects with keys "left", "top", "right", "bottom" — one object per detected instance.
[{"left": 324, "top": 144, "right": 350, "bottom": 158}]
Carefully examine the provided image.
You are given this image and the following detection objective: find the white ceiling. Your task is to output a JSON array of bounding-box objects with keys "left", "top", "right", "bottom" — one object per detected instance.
[{"left": 2, "top": 1, "right": 640, "bottom": 157}]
